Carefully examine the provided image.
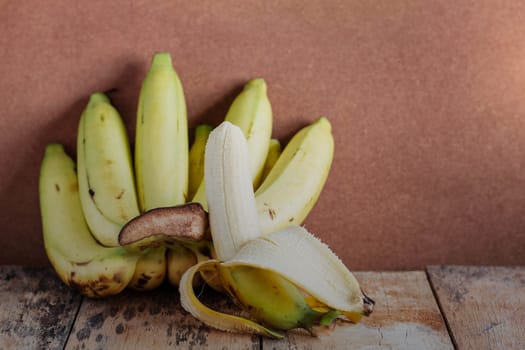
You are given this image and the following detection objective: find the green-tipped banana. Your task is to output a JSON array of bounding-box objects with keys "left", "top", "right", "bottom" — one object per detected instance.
[
  {"left": 39, "top": 144, "right": 139, "bottom": 298},
  {"left": 77, "top": 93, "right": 139, "bottom": 247},
  {"left": 255, "top": 117, "right": 334, "bottom": 234},
  {"left": 134, "top": 52, "right": 189, "bottom": 289},
  {"left": 188, "top": 124, "right": 212, "bottom": 200},
  {"left": 259, "top": 138, "right": 281, "bottom": 185},
  {"left": 191, "top": 78, "right": 272, "bottom": 208},
  {"left": 135, "top": 52, "right": 189, "bottom": 211},
  {"left": 179, "top": 121, "right": 373, "bottom": 337}
]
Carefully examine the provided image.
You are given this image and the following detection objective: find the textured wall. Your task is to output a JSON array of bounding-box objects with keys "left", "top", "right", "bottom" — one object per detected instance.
[{"left": 1, "top": 0, "right": 525, "bottom": 269}]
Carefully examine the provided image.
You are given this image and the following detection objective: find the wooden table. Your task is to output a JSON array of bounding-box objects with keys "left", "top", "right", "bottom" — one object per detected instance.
[{"left": 0, "top": 265, "right": 523, "bottom": 349}]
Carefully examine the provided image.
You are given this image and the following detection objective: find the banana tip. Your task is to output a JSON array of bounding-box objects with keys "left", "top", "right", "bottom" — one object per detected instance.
[{"left": 151, "top": 52, "right": 173, "bottom": 68}]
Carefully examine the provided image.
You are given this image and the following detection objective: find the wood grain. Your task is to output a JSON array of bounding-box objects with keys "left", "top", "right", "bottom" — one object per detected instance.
[
  {"left": 0, "top": 265, "right": 81, "bottom": 350},
  {"left": 428, "top": 265, "right": 525, "bottom": 350},
  {"left": 65, "top": 283, "right": 260, "bottom": 350},
  {"left": 263, "top": 271, "right": 453, "bottom": 350}
]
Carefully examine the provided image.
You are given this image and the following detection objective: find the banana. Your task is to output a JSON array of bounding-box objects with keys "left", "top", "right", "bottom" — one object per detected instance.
[
  {"left": 134, "top": 52, "right": 189, "bottom": 289},
  {"left": 167, "top": 244, "right": 199, "bottom": 287},
  {"left": 77, "top": 93, "right": 139, "bottom": 247},
  {"left": 191, "top": 78, "right": 272, "bottom": 209},
  {"left": 225, "top": 78, "right": 272, "bottom": 189},
  {"left": 204, "top": 121, "right": 261, "bottom": 261},
  {"left": 188, "top": 124, "right": 212, "bottom": 200},
  {"left": 259, "top": 138, "right": 281, "bottom": 185},
  {"left": 128, "top": 247, "right": 167, "bottom": 291},
  {"left": 255, "top": 117, "right": 334, "bottom": 234},
  {"left": 135, "top": 52, "right": 189, "bottom": 210},
  {"left": 179, "top": 121, "right": 373, "bottom": 337},
  {"left": 39, "top": 144, "right": 139, "bottom": 298}
]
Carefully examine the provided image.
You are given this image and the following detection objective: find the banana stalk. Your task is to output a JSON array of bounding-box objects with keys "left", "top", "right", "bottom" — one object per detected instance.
[{"left": 179, "top": 121, "right": 373, "bottom": 338}]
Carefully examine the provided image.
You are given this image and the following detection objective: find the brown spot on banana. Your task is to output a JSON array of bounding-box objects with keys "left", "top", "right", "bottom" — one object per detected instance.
[
  {"left": 268, "top": 208, "right": 276, "bottom": 220},
  {"left": 115, "top": 189, "right": 125, "bottom": 200}
]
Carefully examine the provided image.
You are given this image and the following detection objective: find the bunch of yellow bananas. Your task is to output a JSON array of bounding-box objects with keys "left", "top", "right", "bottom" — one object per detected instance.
[{"left": 39, "top": 52, "right": 373, "bottom": 337}]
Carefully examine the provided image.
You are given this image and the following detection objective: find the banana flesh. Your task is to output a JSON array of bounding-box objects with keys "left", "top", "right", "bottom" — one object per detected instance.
[
  {"left": 204, "top": 121, "right": 261, "bottom": 261},
  {"left": 179, "top": 121, "right": 373, "bottom": 337},
  {"left": 39, "top": 144, "right": 139, "bottom": 298},
  {"left": 255, "top": 117, "right": 334, "bottom": 234}
]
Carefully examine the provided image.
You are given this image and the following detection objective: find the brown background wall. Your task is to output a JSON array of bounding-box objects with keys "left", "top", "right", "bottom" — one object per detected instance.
[{"left": 1, "top": 0, "right": 524, "bottom": 270}]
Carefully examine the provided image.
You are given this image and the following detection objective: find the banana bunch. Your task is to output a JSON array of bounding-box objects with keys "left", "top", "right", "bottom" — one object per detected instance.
[
  {"left": 39, "top": 51, "right": 373, "bottom": 336},
  {"left": 40, "top": 52, "right": 192, "bottom": 295}
]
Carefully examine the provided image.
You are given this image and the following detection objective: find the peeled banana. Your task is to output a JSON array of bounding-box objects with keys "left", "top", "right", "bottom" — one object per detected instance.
[{"left": 179, "top": 122, "right": 373, "bottom": 338}]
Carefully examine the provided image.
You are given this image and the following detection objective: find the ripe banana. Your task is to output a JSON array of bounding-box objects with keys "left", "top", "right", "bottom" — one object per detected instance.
[
  {"left": 255, "top": 117, "right": 334, "bottom": 234},
  {"left": 134, "top": 52, "right": 189, "bottom": 288},
  {"left": 179, "top": 121, "right": 373, "bottom": 338},
  {"left": 188, "top": 124, "right": 212, "bottom": 200},
  {"left": 224, "top": 78, "right": 272, "bottom": 189},
  {"left": 135, "top": 52, "right": 189, "bottom": 210},
  {"left": 39, "top": 144, "right": 139, "bottom": 298},
  {"left": 128, "top": 247, "right": 167, "bottom": 291},
  {"left": 167, "top": 244, "right": 199, "bottom": 287},
  {"left": 259, "top": 138, "right": 281, "bottom": 185},
  {"left": 77, "top": 92, "right": 139, "bottom": 247},
  {"left": 191, "top": 78, "right": 272, "bottom": 209}
]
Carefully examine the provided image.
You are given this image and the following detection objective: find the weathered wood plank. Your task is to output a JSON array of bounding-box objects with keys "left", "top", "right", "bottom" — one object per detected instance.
[
  {"left": 0, "top": 265, "right": 81, "bottom": 350},
  {"left": 65, "top": 283, "right": 260, "bottom": 350},
  {"left": 263, "top": 271, "right": 453, "bottom": 350},
  {"left": 428, "top": 265, "right": 525, "bottom": 350}
]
